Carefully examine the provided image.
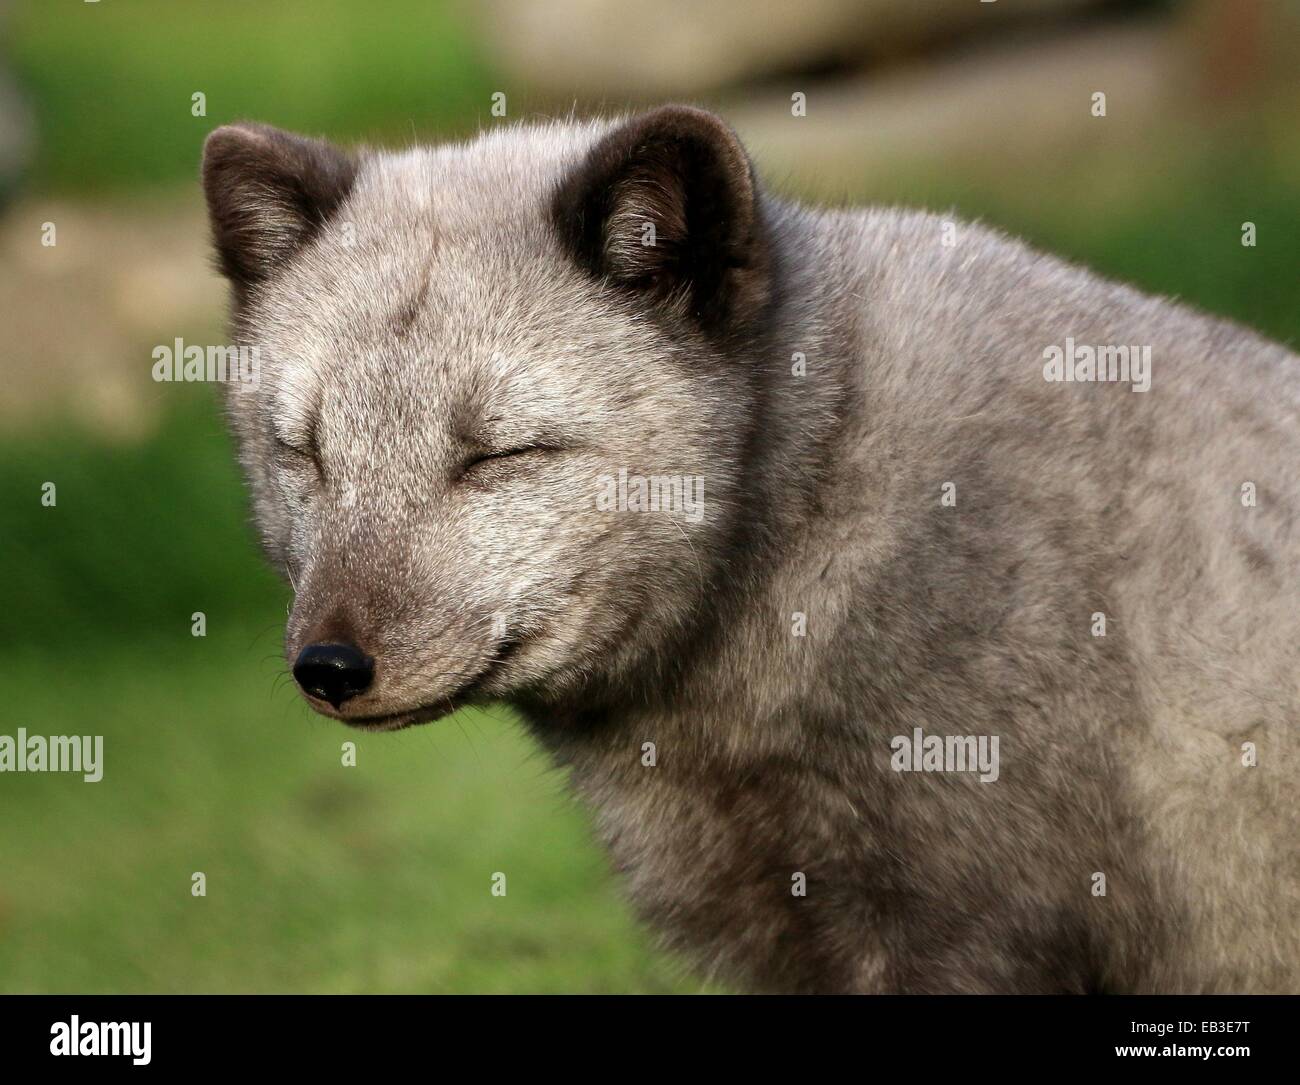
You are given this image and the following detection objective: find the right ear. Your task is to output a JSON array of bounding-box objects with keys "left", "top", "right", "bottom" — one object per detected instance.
[
  {"left": 201, "top": 123, "right": 357, "bottom": 292},
  {"left": 551, "top": 106, "right": 772, "bottom": 339}
]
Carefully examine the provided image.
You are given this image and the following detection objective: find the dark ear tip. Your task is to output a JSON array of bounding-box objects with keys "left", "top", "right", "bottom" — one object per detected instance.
[
  {"left": 632, "top": 104, "right": 747, "bottom": 153},
  {"left": 201, "top": 123, "right": 272, "bottom": 170},
  {"left": 203, "top": 123, "right": 259, "bottom": 152},
  {"left": 624, "top": 104, "right": 756, "bottom": 202},
  {"left": 636, "top": 103, "right": 736, "bottom": 135},
  {"left": 201, "top": 125, "right": 262, "bottom": 191}
]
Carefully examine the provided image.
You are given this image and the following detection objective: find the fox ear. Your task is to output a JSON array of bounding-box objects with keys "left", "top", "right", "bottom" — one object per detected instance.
[
  {"left": 553, "top": 105, "right": 771, "bottom": 337},
  {"left": 201, "top": 123, "right": 357, "bottom": 292}
]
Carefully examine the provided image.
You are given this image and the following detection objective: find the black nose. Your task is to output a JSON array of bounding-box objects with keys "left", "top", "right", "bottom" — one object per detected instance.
[{"left": 293, "top": 643, "right": 374, "bottom": 707}]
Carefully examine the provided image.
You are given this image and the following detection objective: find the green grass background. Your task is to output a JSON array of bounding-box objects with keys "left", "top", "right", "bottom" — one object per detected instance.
[
  {"left": 8, "top": 0, "right": 498, "bottom": 194},
  {"left": 1, "top": 0, "right": 1297, "bottom": 992}
]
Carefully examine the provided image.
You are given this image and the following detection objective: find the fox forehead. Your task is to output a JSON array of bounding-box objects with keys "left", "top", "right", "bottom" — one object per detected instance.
[
  {"left": 242, "top": 133, "right": 688, "bottom": 451},
  {"left": 214, "top": 107, "right": 757, "bottom": 481},
  {"left": 356, "top": 119, "right": 616, "bottom": 217},
  {"left": 243, "top": 120, "right": 630, "bottom": 352},
  {"left": 302, "top": 119, "right": 620, "bottom": 277}
]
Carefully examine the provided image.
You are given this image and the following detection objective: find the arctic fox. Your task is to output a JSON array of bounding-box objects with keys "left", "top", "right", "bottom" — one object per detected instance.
[{"left": 202, "top": 106, "right": 1299, "bottom": 993}]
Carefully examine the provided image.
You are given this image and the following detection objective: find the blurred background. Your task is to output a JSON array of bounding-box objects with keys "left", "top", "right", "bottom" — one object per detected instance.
[{"left": 0, "top": 0, "right": 1297, "bottom": 993}]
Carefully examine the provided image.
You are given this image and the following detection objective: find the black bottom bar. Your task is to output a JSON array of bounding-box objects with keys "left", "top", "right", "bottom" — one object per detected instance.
[{"left": 2, "top": 993, "right": 1292, "bottom": 1072}]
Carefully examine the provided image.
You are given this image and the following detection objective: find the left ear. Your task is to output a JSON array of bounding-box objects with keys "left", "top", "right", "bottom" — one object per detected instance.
[
  {"left": 552, "top": 105, "right": 772, "bottom": 338},
  {"left": 202, "top": 122, "right": 357, "bottom": 295}
]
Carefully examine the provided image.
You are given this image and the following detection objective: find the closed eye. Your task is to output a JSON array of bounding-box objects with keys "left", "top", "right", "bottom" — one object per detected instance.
[
  {"left": 275, "top": 436, "right": 313, "bottom": 461},
  {"left": 463, "top": 445, "right": 545, "bottom": 471},
  {"left": 273, "top": 434, "right": 325, "bottom": 480},
  {"left": 275, "top": 435, "right": 307, "bottom": 455}
]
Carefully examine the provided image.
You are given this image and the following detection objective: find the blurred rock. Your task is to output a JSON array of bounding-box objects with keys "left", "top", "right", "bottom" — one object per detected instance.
[
  {"left": 0, "top": 194, "right": 223, "bottom": 439},
  {"left": 726, "top": 19, "right": 1175, "bottom": 200},
  {"left": 471, "top": 0, "right": 1109, "bottom": 100}
]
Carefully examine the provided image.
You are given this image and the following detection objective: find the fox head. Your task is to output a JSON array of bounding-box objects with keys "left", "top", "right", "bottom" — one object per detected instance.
[{"left": 201, "top": 107, "right": 778, "bottom": 729}]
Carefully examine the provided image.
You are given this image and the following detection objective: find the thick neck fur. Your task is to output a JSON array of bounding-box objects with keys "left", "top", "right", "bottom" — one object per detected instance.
[{"left": 513, "top": 198, "right": 901, "bottom": 993}]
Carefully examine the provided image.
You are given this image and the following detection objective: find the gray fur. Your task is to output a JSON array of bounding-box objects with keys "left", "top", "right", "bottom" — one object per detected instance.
[{"left": 202, "top": 109, "right": 1300, "bottom": 993}]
